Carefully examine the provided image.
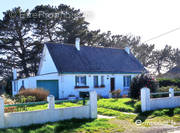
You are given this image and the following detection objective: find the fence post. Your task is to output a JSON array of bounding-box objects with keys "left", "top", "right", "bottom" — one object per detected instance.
[
  {"left": 89, "top": 91, "right": 97, "bottom": 119},
  {"left": 0, "top": 97, "right": 4, "bottom": 128},
  {"left": 141, "top": 88, "right": 150, "bottom": 112},
  {"left": 47, "top": 95, "right": 55, "bottom": 109},
  {"left": 169, "top": 88, "right": 174, "bottom": 97}
]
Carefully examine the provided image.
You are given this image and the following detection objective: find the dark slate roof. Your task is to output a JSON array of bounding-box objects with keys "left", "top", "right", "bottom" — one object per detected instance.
[{"left": 45, "top": 43, "right": 145, "bottom": 74}]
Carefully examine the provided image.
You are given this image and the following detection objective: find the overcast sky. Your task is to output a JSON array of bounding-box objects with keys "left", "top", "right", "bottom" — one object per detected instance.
[{"left": 1, "top": 0, "right": 180, "bottom": 49}]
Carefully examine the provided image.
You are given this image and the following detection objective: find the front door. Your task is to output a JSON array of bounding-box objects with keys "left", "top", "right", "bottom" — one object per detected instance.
[{"left": 110, "top": 78, "right": 115, "bottom": 92}]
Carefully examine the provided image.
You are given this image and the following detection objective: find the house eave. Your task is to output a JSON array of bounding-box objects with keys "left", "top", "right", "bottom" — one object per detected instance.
[{"left": 59, "top": 71, "right": 143, "bottom": 75}]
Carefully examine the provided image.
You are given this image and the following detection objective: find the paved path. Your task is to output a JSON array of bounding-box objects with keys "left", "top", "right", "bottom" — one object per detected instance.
[
  {"left": 98, "top": 115, "right": 115, "bottom": 119},
  {"left": 168, "top": 129, "right": 180, "bottom": 133}
]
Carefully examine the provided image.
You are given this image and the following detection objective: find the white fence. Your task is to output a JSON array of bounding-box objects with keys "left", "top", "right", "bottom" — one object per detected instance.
[
  {"left": 141, "top": 88, "right": 180, "bottom": 112},
  {"left": 0, "top": 91, "right": 97, "bottom": 128}
]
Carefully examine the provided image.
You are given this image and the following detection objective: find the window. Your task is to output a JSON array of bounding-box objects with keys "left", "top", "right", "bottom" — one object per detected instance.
[
  {"left": 75, "top": 76, "right": 86, "bottom": 86},
  {"left": 123, "top": 76, "right": 131, "bottom": 88},
  {"left": 22, "top": 80, "right": 24, "bottom": 86},
  {"left": 101, "top": 76, "right": 104, "bottom": 86},
  {"left": 14, "top": 81, "right": 18, "bottom": 92},
  {"left": 94, "top": 76, "right": 98, "bottom": 87}
]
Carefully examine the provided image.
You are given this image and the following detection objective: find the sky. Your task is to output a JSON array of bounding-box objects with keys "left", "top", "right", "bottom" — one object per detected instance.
[{"left": 1, "top": 0, "right": 180, "bottom": 49}]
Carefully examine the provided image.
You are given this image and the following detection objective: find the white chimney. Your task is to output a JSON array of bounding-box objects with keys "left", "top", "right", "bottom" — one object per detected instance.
[
  {"left": 75, "top": 38, "right": 80, "bottom": 51},
  {"left": 125, "top": 47, "right": 130, "bottom": 54},
  {"left": 13, "top": 68, "right": 17, "bottom": 80}
]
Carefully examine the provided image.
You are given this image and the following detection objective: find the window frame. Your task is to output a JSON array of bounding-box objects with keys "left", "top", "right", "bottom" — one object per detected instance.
[
  {"left": 101, "top": 76, "right": 105, "bottom": 86},
  {"left": 75, "top": 76, "right": 87, "bottom": 87},
  {"left": 123, "top": 76, "right": 131, "bottom": 88},
  {"left": 93, "top": 76, "right": 99, "bottom": 87}
]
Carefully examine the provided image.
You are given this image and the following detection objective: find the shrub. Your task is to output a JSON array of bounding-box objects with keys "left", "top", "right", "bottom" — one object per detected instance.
[
  {"left": 155, "top": 86, "right": 180, "bottom": 97},
  {"left": 1, "top": 94, "right": 15, "bottom": 104},
  {"left": 158, "top": 78, "right": 180, "bottom": 88},
  {"left": 4, "top": 106, "right": 17, "bottom": 113},
  {"left": 17, "top": 88, "right": 49, "bottom": 102},
  {"left": 111, "top": 89, "right": 121, "bottom": 98},
  {"left": 174, "top": 108, "right": 180, "bottom": 115},
  {"left": 130, "top": 74, "right": 158, "bottom": 99},
  {"left": 15, "top": 95, "right": 36, "bottom": 103}
]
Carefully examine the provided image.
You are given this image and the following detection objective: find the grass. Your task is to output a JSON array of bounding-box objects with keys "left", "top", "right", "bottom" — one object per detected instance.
[
  {"left": 27, "top": 102, "right": 81, "bottom": 111},
  {"left": 0, "top": 118, "right": 124, "bottom": 133},
  {"left": 5, "top": 102, "right": 82, "bottom": 113},
  {"left": 98, "top": 98, "right": 180, "bottom": 126},
  {"left": 134, "top": 107, "right": 180, "bottom": 123},
  {"left": 98, "top": 98, "right": 140, "bottom": 113}
]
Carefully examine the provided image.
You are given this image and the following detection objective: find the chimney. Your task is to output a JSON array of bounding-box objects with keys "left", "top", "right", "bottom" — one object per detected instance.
[
  {"left": 13, "top": 68, "right": 17, "bottom": 80},
  {"left": 75, "top": 38, "right": 80, "bottom": 51},
  {"left": 125, "top": 47, "right": 130, "bottom": 54}
]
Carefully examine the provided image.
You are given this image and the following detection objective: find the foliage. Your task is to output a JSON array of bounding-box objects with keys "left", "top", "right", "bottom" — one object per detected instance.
[
  {"left": 130, "top": 74, "right": 158, "bottom": 99},
  {"left": 17, "top": 88, "right": 49, "bottom": 102},
  {"left": 149, "top": 45, "right": 176, "bottom": 75},
  {"left": 98, "top": 98, "right": 139, "bottom": 112},
  {"left": 15, "top": 95, "right": 36, "bottom": 103},
  {"left": 111, "top": 89, "right": 121, "bottom": 98},
  {"left": 1, "top": 94, "right": 15, "bottom": 104},
  {"left": 0, "top": 3, "right": 180, "bottom": 86},
  {"left": 158, "top": 85, "right": 180, "bottom": 92},
  {"left": 153, "top": 85, "right": 180, "bottom": 97},
  {"left": 4, "top": 106, "right": 17, "bottom": 113},
  {"left": 158, "top": 78, "right": 180, "bottom": 88},
  {"left": 4, "top": 101, "right": 81, "bottom": 113}
]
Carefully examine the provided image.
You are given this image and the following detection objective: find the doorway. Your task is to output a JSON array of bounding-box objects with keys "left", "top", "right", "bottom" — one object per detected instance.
[{"left": 110, "top": 78, "right": 115, "bottom": 92}]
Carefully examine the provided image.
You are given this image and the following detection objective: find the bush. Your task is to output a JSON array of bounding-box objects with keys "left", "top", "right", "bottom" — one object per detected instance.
[
  {"left": 130, "top": 74, "right": 158, "bottom": 99},
  {"left": 17, "top": 88, "right": 49, "bottom": 102},
  {"left": 155, "top": 86, "right": 180, "bottom": 97},
  {"left": 4, "top": 106, "right": 17, "bottom": 113},
  {"left": 1, "top": 94, "right": 15, "bottom": 104},
  {"left": 111, "top": 89, "right": 121, "bottom": 98},
  {"left": 15, "top": 95, "right": 36, "bottom": 103},
  {"left": 158, "top": 78, "right": 180, "bottom": 88}
]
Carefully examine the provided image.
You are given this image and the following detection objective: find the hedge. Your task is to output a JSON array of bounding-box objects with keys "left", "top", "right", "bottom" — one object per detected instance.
[{"left": 157, "top": 78, "right": 180, "bottom": 88}]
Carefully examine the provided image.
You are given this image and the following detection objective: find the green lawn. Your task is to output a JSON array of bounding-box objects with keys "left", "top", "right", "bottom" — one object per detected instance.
[
  {"left": 97, "top": 98, "right": 180, "bottom": 125},
  {"left": 27, "top": 102, "right": 82, "bottom": 111},
  {"left": 0, "top": 118, "right": 124, "bottom": 133},
  {"left": 5, "top": 101, "right": 82, "bottom": 113},
  {"left": 98, "top": 98, "right": 141, "bottom": 113}
]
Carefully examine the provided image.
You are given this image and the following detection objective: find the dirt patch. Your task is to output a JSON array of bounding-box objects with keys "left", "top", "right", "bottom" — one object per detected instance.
[{"left": 110, "top": 119, "right": 180, "bottom": 133}]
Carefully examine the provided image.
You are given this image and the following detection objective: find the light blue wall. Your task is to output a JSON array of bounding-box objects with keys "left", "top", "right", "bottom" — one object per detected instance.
[{"left": 12, "top": 73, "right": 138, "bottom": 98}]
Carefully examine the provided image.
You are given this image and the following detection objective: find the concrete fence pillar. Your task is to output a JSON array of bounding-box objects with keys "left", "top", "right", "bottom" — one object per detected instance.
[
  {"left": 47, "top": 95, "right": 55, "bottom": 109},
  {"left": 141, "top": 88, "right": 150, "bottom": 112},
  {"left": 89, "top": 91, "right": 97, "bottom": 119},
  {"left": 0, "top": 97, "right": 4, "bottom": 128},
  {"left": 169, "top": 88, "right": 174, "bottom": 97}
]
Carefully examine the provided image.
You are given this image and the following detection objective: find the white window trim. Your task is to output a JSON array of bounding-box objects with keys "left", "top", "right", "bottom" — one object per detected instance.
[
  {"left": 75, "top": 75, "right": 87, "bottom": 86},
  {"left": 123, "top": 76, "right": 131, "bottom": 88}
]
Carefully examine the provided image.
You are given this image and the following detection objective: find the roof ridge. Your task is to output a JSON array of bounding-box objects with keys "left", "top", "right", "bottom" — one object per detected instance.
[{"left": 45, "top": 42, "right": 125, "bottom": 50}]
